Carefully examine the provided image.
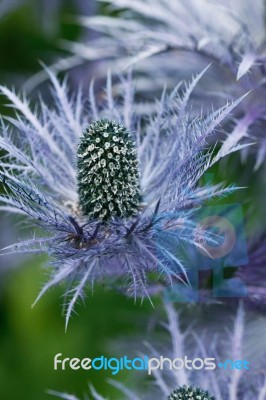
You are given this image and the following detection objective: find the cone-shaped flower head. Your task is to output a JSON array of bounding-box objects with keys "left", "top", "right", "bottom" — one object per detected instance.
[
  {"left": 77, "top": 120, "right": 141, "bottom": 220},
  {"left": 168, "top": 385, "right": 215, "bottom": 400}
]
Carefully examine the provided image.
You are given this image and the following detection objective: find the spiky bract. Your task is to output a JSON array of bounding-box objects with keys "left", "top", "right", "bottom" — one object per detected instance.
[
  {"left": 59, "top": 0, "right": 266, "bottom": 169},
  {"left": 77, "top": 120, "right": 141, "bottom": 220},
  {"left": 0, "top": 70, "right": 248, "bottom": 327},
  {"left": 168, "top": 385, "right": 215, "bottom": 400}
]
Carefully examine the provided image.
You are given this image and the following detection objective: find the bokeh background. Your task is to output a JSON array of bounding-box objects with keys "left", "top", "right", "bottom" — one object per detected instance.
[{"left": 0, "top": 1, "right": 265, "bottom": 399}]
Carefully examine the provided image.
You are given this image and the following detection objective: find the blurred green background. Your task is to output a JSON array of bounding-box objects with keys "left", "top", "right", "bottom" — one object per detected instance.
[
  {"left": 0, "top": 1, "right": 265, "bottom": 399},
  {"left": 0, "top": 258, "right": 155, "bottom": 399}
]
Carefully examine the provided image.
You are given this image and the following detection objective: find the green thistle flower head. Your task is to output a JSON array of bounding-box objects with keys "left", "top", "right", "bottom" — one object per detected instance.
[
  {"left": 77, "top": 119, "right": 142, "bottom": 220},
  {"left": 168, "top": 385, "right": 215, "bottom": 400}
]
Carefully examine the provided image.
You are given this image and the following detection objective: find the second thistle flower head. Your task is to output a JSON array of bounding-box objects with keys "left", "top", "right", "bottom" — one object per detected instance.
[
  {"left": 77, "top": 120, "right": 141, "bottom": 220},
  {"left": 168, "top": 385, "right": 215, "bottom": 400}
]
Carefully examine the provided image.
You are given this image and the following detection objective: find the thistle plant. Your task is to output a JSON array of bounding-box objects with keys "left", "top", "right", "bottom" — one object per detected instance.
[
  {"left": 168, "top": 385, "right": 215, "bottom": 400},
  {"left": 49, "top": 385, "right": 216, "bottom": 400},
  {"left": 49, "top": 303, "right": 266, "bottom": 400},
  {"left": 0, "top": 69, "right": 249, "bottom": 328},
  {"left": 56, "top": 0, "right": 266, "bottom": 169}
]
